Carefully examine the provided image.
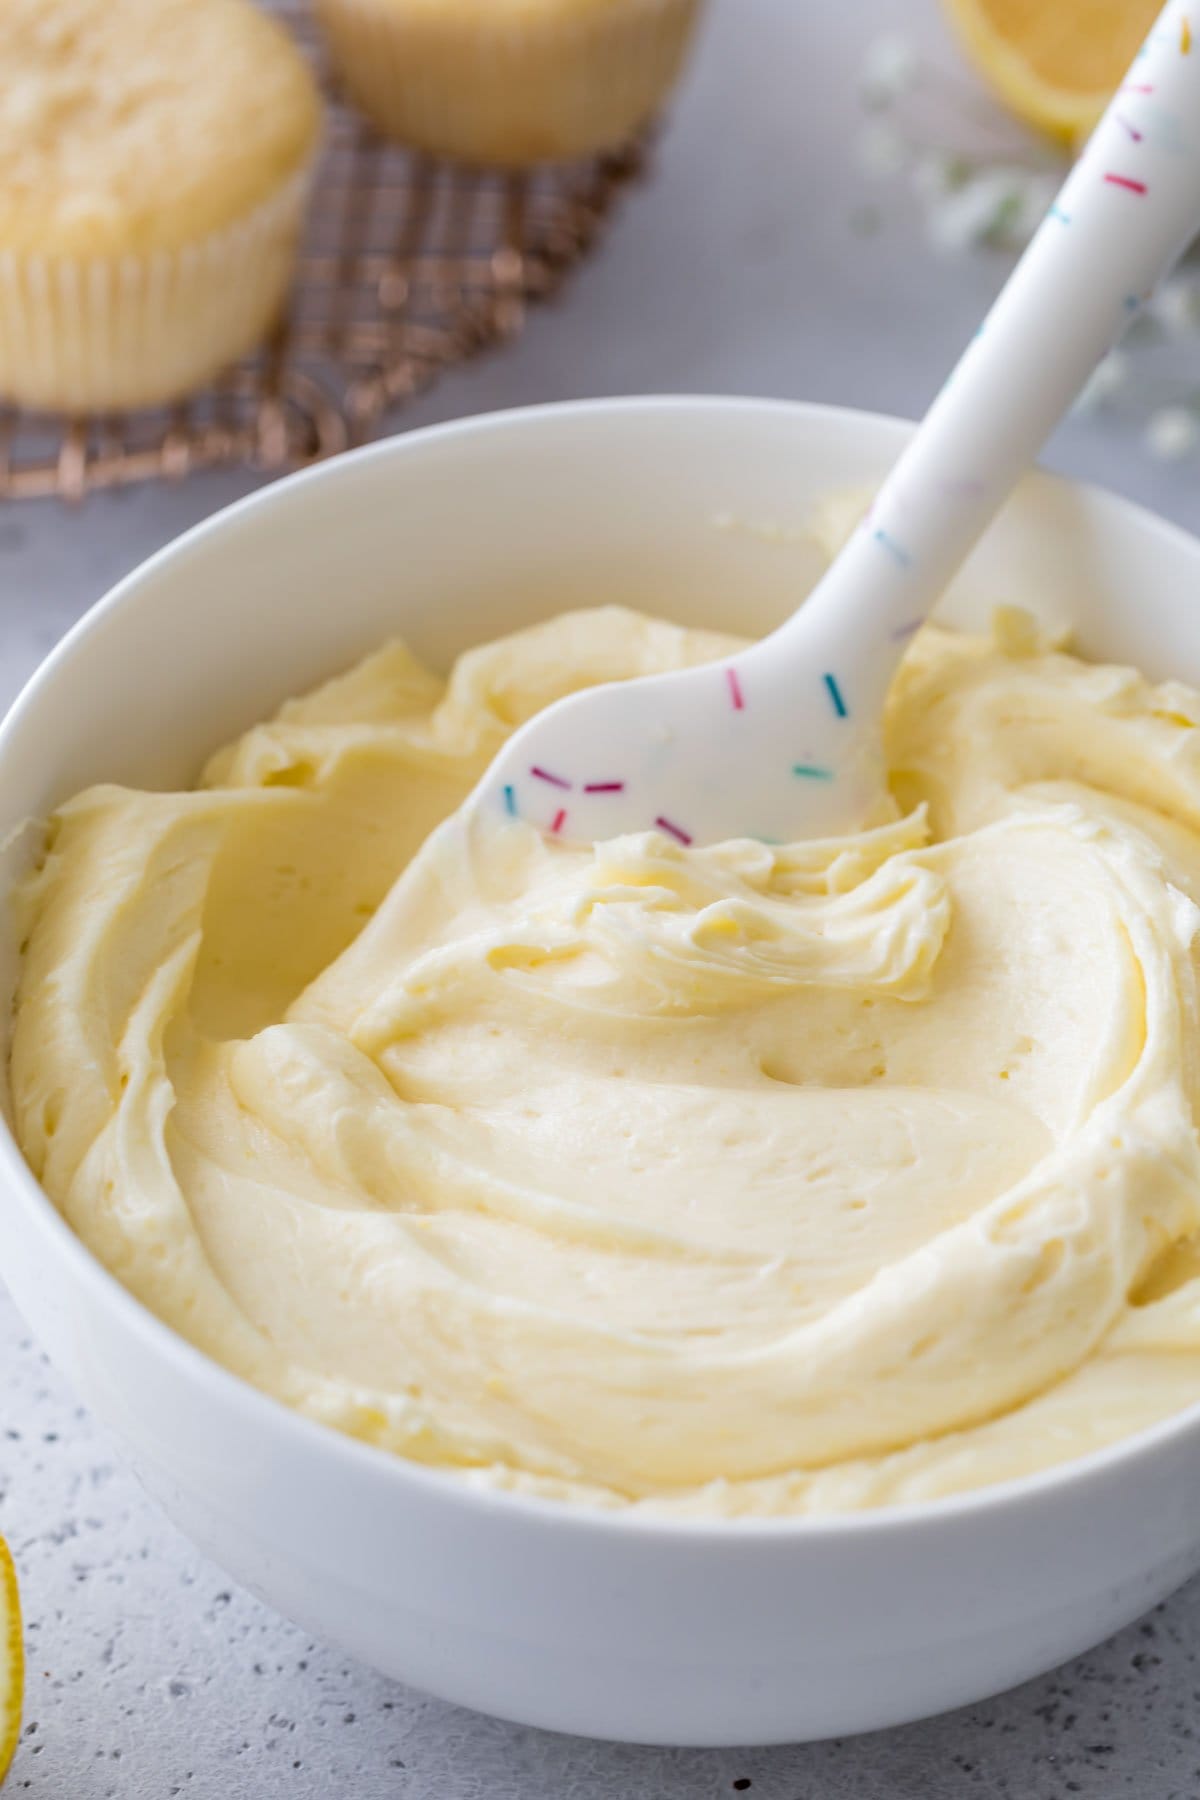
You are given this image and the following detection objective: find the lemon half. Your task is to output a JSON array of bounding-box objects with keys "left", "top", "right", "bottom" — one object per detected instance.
[
  {"left": 941, "top": 0, "right": 1162, "bottom": 144},
  {"left": 0, "top": 1537, "right": 22, "bottom": 1787}
]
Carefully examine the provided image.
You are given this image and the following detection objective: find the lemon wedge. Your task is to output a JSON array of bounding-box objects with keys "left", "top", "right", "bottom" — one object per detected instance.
[
  {"left": 941, "top": 0, "right": 1162, "bottom": 144},
  {"left": 0, "top": 1537, "right": 23, "bottom": 1787}
]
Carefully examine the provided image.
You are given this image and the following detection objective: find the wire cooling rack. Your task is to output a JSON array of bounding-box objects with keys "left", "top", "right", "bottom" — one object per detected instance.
[{"left": 0, "top": 0, "right": 647, "bottom": 501}]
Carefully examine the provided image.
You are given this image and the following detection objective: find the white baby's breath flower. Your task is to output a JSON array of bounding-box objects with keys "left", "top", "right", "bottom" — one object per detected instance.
[
  {"left": 1149, "top": 277, "right": 1200, "bottom": 338},
  {"left": 910, "top": 151, "right": 961, "bottom": 203},
  {"left": 926, "top": 169, "right": 1039, "bottom": 254},
  {"left": 857, "top": 119, "right": 907, "bottom": 179},
  {"left": 1145, "top": 406, "right": 1200, "bottom": 460},
  {"left": 859, "top": 33, "right": 918, "bottom": 108}
]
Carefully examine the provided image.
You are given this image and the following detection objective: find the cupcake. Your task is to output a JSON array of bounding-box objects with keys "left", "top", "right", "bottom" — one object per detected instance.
[
  {"left": 315, "top": 0, "right": 703, "bottom": 166},
  {"left": 0, "top": 0, "right": 322, "bottom": 412}
]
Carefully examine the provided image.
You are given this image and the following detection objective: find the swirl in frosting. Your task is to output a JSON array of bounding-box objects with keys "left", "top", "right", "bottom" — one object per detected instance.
[{"left": 13, "top": 605, "right": 1200, "bottom": 1514}]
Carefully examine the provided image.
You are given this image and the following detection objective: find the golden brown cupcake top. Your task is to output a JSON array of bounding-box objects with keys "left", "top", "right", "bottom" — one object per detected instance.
[{"left": 0, "top": 0, "right": 321, "bottom": 257}]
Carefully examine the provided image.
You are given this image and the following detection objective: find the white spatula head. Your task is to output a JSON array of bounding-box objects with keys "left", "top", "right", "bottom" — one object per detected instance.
[{"left": 483, "top": 626, "right": 885, "bottom": 845}]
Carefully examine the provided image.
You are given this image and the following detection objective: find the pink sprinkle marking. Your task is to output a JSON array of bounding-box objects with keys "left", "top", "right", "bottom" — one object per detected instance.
[
  {"left": 1121, "top": 82, "right": 1155, "bottom": 93},
  {"left": 1115, "top": 113, "right": 1144, "bottom": 141},
  {"left": 655, "top": 815, "right": 693, "bottom": 846},
  {"left": 583, "top": 780, "right": 625, "bottom": 793},
  {"left": 726, "top": 666, "right": 745, "bottom": 711},
  {"left": 550, "top": 808, "right": 567, "bottom": 835},
  {"left": 531, "top": 765, "right": 571, "bottom": 789},
  {"left": 1104, "top": 173, "right": 1148, "bottom": 194}
]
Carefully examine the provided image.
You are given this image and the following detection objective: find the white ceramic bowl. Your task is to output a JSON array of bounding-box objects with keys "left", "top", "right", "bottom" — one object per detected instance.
[{"left": 4, "top": 398, "right": 1200, "bottom": 1748}]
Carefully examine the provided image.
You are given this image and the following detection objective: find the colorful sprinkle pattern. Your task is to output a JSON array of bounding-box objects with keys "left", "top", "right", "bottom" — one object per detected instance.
[{"left": 495, "top": 7, "right": 1196, "bottom": 850}]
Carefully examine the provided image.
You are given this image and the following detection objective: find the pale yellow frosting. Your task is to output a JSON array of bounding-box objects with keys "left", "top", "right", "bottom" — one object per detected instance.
[
  {"left": 0, "top": 0, "right": 320, "bottom": 256},
  {"left": 13, "top": 606, "right": 1200, "bottom": 1515}
]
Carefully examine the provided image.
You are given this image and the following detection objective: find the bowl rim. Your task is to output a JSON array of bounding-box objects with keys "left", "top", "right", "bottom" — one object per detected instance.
[{"left": 6, "top": 390, "right": 1200, "bottom": 1545}]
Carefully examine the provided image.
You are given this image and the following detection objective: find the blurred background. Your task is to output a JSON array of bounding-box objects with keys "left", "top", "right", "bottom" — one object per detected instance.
[{"left": 2, "top": 0, "right": 1193, "bottom": 711}]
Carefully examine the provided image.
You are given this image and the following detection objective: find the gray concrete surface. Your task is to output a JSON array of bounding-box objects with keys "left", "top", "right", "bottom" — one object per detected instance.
[{"left": 3, "top": 0, "right": 1200, "bottom": 1792}]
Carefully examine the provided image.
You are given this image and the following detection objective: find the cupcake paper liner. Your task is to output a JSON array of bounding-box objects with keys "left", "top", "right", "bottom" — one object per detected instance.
[
  {"left": 0, "top": 165, "right": 313, "bottom": 413},
  {"left": 315, "top": 0, "right": 703, "bottom": 166}
]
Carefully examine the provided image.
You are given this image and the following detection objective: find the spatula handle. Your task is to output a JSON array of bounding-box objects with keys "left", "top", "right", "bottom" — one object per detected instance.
[{"left": 782, "top": 0, "right": 1200, "bottom": 700}]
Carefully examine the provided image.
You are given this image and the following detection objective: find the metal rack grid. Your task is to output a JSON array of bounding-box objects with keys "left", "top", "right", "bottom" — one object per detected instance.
[{"left": 0, "top": 0, "right": 647, "bottom": 501}]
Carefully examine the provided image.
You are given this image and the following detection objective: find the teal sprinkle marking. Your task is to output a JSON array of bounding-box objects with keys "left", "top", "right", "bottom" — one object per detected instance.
[
  {"left": 824, "top": 673, "right": 848, "bottom": 718},
  {"left": 793, "top": 764, "right": 835, "bottom": 781},
  {"left": 874, "top": 527, "right": 912, "bottom": 569},
  {"left": 503, "top": 784, "right": 517, "bottom": 816},
  {"left": 1049, "top": 203, "right": 1072, "bottom": 224}
]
